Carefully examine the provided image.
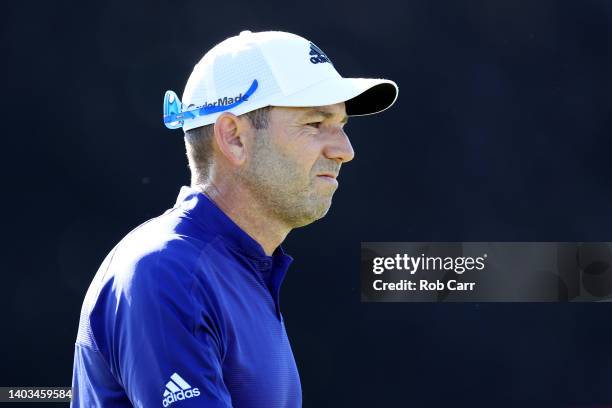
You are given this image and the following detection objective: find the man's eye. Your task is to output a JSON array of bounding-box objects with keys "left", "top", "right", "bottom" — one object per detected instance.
[{"left": 306, "top": 122, "right": 322, "bottom": 129}]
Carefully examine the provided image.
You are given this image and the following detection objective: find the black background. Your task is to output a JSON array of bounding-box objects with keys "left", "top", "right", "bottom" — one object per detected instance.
[{"left": 3, "top": 0, "right": 612, "bottom": 406}]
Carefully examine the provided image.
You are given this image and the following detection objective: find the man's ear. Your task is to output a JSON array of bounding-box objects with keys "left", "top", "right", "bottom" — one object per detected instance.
[{"left": 213, "top": 113, "right": 248, "bottom": 166}]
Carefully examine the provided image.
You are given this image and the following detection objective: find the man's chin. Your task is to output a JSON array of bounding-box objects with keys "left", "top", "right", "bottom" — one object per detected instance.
[{"left": 291, "top": 200, "right": 333, "bottom": 228}]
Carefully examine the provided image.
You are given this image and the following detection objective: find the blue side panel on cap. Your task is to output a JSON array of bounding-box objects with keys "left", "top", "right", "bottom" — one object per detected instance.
[
  {"left": 162, "top": 80, "right": 259, "bottom": 130},
  {"left": 163, "top": 91, "right": 184, "bottom": 129}
]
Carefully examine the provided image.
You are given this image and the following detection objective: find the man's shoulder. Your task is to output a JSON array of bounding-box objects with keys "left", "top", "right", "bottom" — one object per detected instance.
[
  {"left": 120, "top": 204, "right": 215, "bottom": 256},
  {"left": 77, "top": 207, "right": 230, "bottom": 353},
  {"left": 109, "top": 212, "right": 206, "bottom": 282},
  {"left": 81, "top": 210, "right": 207, "bottom": 305}
]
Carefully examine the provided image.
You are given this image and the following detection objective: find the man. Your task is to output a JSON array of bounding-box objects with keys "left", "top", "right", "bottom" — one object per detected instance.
[{"left": 72, "top": 30, "right": 398, "bottom": 407}]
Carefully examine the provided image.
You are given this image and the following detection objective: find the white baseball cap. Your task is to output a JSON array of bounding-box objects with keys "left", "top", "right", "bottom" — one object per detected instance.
[{"left": 163, "top": 30, "right": 399, "bottom": 131}]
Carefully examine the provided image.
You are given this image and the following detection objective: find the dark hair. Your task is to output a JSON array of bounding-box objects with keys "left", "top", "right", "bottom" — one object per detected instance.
[{"left": 184, "top": 106, "right": 272, "bottom": 185}]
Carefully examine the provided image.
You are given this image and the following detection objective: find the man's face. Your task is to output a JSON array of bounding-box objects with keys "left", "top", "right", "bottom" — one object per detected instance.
[{"left": 239, "top": 102, "right": 354, "bottom": 228}]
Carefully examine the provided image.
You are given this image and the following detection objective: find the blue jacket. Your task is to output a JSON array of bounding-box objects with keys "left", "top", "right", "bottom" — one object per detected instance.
[{"left": 72, "top": 186, "right": 302, "bottom": 407}]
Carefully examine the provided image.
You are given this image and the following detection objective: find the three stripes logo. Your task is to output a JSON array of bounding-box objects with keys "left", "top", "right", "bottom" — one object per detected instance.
[
  {"left": 309, "top": 42, "right": 332, "bottom": 65},
  {"left": 162, "top": 373, "right": 201, "bottom": 407}
]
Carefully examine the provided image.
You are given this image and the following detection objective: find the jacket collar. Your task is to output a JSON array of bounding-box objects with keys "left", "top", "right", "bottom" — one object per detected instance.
[{"left": 173, "top": 186, "right": 293, "bottom": 265}]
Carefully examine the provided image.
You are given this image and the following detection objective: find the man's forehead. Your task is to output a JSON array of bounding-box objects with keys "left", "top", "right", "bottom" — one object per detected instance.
[{"left": 294, "top": 104, "right": 348, "bottom": 121}]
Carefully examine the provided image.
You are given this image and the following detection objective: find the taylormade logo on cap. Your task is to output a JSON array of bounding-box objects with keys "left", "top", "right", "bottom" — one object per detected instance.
[
  {"left": 162, "top": 30, "right": 398, "bottom": 131},
  {"left": 194, "top": 92, "right": 246, "bottom": 109}
]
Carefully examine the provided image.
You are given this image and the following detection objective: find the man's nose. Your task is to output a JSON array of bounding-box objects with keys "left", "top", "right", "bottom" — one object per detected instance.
[{"left": 323, "top": 128, "right": 355, "bottom": 164}]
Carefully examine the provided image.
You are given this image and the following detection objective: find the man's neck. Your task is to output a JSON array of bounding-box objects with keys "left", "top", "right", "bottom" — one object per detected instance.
[{"left": 195, "top": 182, "right": 289, "bottom": 256}]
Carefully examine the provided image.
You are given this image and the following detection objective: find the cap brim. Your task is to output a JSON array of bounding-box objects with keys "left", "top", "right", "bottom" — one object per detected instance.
[{"left": 268, "top": 77, "right": 398, "bottom": 116}]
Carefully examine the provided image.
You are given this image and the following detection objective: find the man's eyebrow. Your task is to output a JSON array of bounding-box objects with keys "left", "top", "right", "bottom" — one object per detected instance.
[{"left": 300, "top": 109, "right": 349, "bottom": 123}]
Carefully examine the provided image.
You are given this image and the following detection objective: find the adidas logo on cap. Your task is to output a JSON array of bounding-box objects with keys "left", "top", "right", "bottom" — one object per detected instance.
[
  {"left": 162, "top": 373, "right": 200, "bottom": 407},
  {"left": 309, "top": 42, "right": 331, "bottom": 65}
]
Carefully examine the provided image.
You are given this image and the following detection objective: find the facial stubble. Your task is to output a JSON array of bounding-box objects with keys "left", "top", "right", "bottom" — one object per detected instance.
[{"left": 238, "top": 130, "right": 337, "bottom": 228}]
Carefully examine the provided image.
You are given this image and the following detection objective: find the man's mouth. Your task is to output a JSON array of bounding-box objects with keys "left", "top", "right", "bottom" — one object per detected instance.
[{"left": 316, "top": 173, "right": 338, "bottom": 184}]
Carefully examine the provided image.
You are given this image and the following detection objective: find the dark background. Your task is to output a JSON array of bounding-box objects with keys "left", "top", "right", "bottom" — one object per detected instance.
[{"left": 3, "top": 0, "right": 612, "bottom": 406}]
